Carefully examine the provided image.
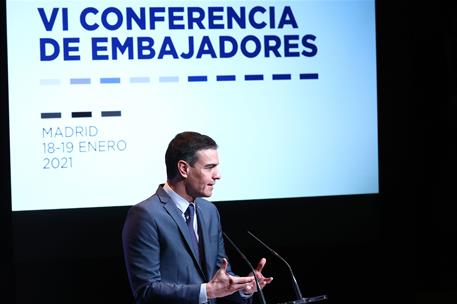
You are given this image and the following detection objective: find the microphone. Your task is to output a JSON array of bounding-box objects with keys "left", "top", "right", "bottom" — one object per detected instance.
[
  {"left": 247, "top": 231, "right": 328, "bottom": 304},
  {"left": 222, "top": 232, "right": 267, "bottom": 304}
]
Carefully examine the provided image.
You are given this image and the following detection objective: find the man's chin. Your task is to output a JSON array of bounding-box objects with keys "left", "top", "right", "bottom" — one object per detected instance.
[{"left": 203, "top": 189, "right": 213, "bottom": 198}]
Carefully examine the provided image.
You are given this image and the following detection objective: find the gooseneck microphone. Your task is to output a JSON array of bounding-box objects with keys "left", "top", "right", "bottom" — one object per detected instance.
[
  {"left": 247, "top": 231, "right": 328, "bottom": 304},
  {"left": 247, "top": 231, "right": 303, "bottom": 299},
  {"left": 222, "top": 232, "right": 267, "bottom": 304}
]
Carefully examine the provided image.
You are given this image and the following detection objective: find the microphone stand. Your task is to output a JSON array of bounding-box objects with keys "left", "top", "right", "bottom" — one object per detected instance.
[
  {"left": 223, "top": 232, "right": 267, "bottom": 304},
  {"left": 248, "top": 231, "right": 327, "bottom": 304}
]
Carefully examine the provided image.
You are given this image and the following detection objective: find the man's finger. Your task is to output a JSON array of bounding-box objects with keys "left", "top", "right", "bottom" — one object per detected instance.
[
  {"left": 218, "top": 258, "right": 228, "bottom": 272},
  {"left": 229, "top": 275, "right": 255, "bottom": 285},
  {"left": 230, "top": 282, "right": 253, "bottom": 293},
  {"left": 261, "top": 277, "right": 274, "bottom": 284},
  {"left": 255, "top": 258, "right": 266, "bottom": 272},
  {"left": 227, "top": 275, "right": 255, "bottom": 293},
  {"left": 229, "top": 278, "right": 255, "bottom": 293}
]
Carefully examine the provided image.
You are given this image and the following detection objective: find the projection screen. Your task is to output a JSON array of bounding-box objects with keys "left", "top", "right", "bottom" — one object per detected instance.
[{"left": 7, "top": 0, "right": 378, "bottom": 211}]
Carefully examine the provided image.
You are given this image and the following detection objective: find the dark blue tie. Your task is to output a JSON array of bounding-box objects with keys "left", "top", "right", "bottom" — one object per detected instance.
[{"left": 185, "top": 204, "right": 200, "bottom": 259}]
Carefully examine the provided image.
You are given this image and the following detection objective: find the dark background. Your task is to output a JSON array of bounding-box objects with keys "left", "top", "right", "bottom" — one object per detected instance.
[{"left": 1, "top": 2, "right": 456, "bottom": 304}]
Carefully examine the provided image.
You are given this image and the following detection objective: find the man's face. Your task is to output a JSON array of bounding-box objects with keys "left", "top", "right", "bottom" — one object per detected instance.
[{"left": 185, "top": 148, "right": 221, "bottom": 199}]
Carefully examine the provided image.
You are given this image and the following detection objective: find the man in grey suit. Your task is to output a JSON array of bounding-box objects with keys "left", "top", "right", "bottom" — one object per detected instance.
[{"left": 122, "top": 131, "right": 273, "bottom": 304}]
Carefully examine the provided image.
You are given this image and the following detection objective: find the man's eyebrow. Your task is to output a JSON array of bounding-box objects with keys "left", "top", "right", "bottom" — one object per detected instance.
[{"left": 204, "top": 163, "right": 218, "bottom": 168}]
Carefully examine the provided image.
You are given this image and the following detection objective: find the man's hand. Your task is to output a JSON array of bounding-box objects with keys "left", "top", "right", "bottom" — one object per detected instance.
[
  {"left": 206, "top": 258, "right": 255, "bottom": 299},
  {"left": 242, "top": 258, "right": 274, "bottom": 295}
]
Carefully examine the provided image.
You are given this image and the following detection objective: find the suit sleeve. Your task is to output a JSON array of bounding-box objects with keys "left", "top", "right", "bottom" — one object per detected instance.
[{"left": 122, "top": 204, "right": 200, "bottom": 304}]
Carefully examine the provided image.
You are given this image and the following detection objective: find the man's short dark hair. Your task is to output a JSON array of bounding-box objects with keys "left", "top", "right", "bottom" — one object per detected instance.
[{"left": 165, "top": 131, "right": 218, "bottom": 180}]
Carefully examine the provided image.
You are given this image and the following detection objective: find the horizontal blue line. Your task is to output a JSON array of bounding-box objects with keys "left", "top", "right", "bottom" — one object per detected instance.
[
  {"left": 216, "top": 75, "right": 236, "bottom": 81},
  {"left": 40, "top": 79, "right": 60, "bottom": 85},
  {"left": 46, "top": 73, "right": 317, "bottom": 86},
  {"left": 41, "top": 112, "right": 61, "bottom": 119},
  {"left": 245, "top": 74, "right": 264, "bottom": 81},
  {"left": 100, "top": 77, "right": 120, "bottom": 84},
  {"left": 101, "top": 111, "right": 121, "bottom": 117},
  {"left": 159, "top": 76, "right": 179, "bottom": 83},
  {"left": 70, "top": 78, "right": 91, "bottom": 85},
  {"left": 72, "top": 111, "right": 92, "bottom": 118},
  {"left": 300, "top": 73, "right": 319, "bottom": 80},
  {"left": 273, "top": 74, "right": 291, "bottom": 80},
  {"left": 188, "top": 76, "right": 208, "bottom": 82},
  {"left": 130, "top": 77, "right": 150, "bottom": 83}
]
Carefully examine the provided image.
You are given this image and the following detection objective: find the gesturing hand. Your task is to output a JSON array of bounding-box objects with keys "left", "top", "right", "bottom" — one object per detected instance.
[
  {"left": 206, "top": 258, "right": 255, "bottom": 299},
  {"left": 243, "top": 258, "right": 274, "bottom": 295}
]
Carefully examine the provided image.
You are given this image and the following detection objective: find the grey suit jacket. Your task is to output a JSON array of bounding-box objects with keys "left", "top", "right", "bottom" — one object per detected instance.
[{"left": 122, "top": 185, "right": 250, "bottom": 304}]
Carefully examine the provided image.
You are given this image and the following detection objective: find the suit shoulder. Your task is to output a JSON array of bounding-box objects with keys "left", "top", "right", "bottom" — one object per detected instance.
[
  {"left": 196, "top": 198, "right": 219, "bottom": 212},
  {"left": 127, "top": 193, "right": 163, "bottom": 217}
]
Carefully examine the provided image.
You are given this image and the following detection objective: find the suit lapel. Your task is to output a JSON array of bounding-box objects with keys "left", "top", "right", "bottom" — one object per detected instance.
[
  {"left": 158, "top": 186, "right": 207, "bottom": 281},
  {"left": 195, "top": 200, "right": 215, "bottom": 279}
]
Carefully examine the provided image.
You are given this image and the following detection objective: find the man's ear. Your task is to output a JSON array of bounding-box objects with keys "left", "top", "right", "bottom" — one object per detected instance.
[{"left": 177, "top": 160, "right": 189, "bottom": 178}]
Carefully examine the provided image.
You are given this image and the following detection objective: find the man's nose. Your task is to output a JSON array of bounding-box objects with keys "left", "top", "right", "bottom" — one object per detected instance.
[{"left": 213, "top": 168, "right": 221, "bottom": 180}]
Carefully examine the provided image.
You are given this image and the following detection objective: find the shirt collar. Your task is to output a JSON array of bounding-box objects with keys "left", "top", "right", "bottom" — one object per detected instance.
[{"left": 163, "top": 181, "right": 193, "bottom": 214}]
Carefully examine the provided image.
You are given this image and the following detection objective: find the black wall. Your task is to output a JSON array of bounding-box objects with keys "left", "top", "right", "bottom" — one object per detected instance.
[
  {"left": 410, "top": 2, "right": 457, "bottom": 303},
  {"left": 1, "top": 0, "right": 14, "bottom": 302},
  {"left": 11, "top": 195, "right": 383, "bottom": 304},
  {"left": 2, "top": 2, "right": 456, "bottom": 304}
]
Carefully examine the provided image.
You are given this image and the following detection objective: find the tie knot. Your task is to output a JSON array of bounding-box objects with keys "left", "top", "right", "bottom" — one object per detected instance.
[{"left": 185, "top": 204, "right": 195, "bottom": 223}]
